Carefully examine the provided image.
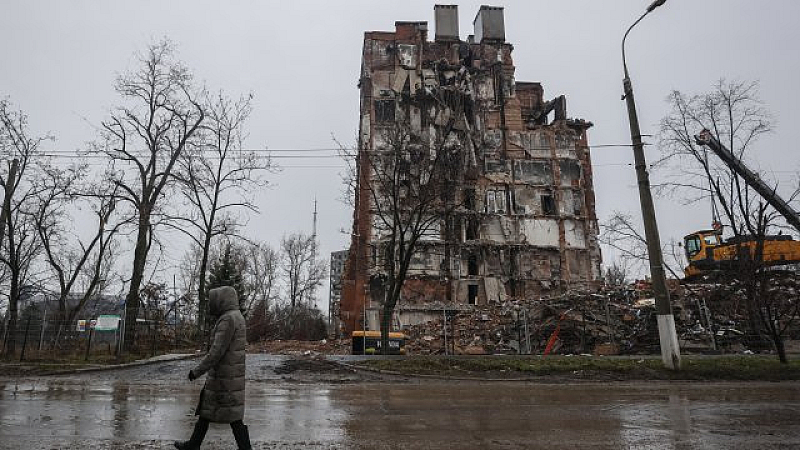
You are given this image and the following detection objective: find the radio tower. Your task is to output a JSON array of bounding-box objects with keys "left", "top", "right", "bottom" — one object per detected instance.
[
  {"left": 311, "top": 198, "right": 318, "bottom": 260},
  {"left": 311, "top": 198, "right": 318, "bottom": 308}
]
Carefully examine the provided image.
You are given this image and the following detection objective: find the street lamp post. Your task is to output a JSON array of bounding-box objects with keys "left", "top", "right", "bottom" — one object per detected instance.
[{"left": 622, "top": 0, "right": 681, "bottom": 370}]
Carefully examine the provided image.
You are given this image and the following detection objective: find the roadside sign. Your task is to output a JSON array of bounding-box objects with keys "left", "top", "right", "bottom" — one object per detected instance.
[
  {"left": 94, "top": 315, "right": 120, "bottom": 331},
  {"left": 76, "top": 320, "right": 86, "bottom": 332}
]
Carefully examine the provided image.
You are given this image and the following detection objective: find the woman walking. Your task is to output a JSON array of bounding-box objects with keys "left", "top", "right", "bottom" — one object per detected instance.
[{"left": 175, "top": 286, "right": 251, "bottom": 450}]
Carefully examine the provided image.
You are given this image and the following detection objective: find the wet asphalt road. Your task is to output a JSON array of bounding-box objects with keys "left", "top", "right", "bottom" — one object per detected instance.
[{"left": 2, "top": 354, "right": 800, "bottom": 449}]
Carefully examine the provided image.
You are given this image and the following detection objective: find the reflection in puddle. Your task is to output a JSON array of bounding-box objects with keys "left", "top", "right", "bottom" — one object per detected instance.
[{"left": 1, "top": 380, "right": 799, "bottom": 448}]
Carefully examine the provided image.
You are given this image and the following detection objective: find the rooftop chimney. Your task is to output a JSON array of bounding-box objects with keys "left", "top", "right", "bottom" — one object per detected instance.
[
  {"left": 434, "top": 5, "right": 459, "bottom": 41},
  {"left": 473, "top": 5, "right": 505, "bottom": 43}
]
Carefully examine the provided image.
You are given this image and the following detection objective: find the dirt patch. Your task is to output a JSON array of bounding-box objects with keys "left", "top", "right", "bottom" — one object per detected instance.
[
  {"left": 273, "top": 358, "right": 351, "bottom": 375},
  {"left": 249, "top": 339, "right": 350, "bottom": 356}
]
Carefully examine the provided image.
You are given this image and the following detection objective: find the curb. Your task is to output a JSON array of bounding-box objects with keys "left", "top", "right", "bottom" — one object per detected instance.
[{"left": 43, "top": 353, "right": 201, "bottom": 376}]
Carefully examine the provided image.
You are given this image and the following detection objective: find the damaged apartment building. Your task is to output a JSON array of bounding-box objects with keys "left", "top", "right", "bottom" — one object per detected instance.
[{"left": 339, "top": 5, "right": 602, "bottom": 334}]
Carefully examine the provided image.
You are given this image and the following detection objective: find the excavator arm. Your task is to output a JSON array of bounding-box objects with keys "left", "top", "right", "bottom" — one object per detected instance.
[{"left": 694, "top": 129, "right": 800, "bottom": 233}]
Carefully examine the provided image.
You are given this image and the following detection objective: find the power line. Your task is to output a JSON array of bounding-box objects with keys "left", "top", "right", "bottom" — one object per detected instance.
[{"left": 18, "top": 143, "right": 641, "bottom": 156}]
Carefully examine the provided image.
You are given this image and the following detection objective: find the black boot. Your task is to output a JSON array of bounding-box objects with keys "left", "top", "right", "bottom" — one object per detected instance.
[
  {"left": 231, "top": 421, "right": 252, "bottom": 450},
  {"left": 174, "top": 418, "right": 209, "bottom": 450}
]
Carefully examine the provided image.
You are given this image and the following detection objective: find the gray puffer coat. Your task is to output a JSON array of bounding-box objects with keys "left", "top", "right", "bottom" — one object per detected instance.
[{"left": 192, "top": 286, "right": 247, "bottom": 423}]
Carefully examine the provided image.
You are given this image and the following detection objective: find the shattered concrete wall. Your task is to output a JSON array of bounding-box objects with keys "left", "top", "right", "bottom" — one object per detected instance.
[{"left": 340, "top": 6, "right": 602, "bottom": 334}]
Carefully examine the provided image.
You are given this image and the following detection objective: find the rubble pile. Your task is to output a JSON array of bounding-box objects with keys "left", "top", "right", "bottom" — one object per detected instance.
[
  {"left": 401, "top": 275, "right": 800, "bottom": 356},
  {"left": 402, "top": 289, "right": 661, "bottom": 356}
]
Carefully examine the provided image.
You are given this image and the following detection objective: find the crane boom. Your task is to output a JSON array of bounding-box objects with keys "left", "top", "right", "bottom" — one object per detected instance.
[{"left": 695, "top": 129, "right": 800, "bottom": 233}]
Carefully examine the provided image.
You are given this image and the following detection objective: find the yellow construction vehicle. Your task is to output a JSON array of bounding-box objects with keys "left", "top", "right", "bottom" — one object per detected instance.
[
  {"left": 683, "top": 130, "right": 800, "bottom": 279},
  {"left": 683, "top": 229, "right": 800, "bottom": 279}
]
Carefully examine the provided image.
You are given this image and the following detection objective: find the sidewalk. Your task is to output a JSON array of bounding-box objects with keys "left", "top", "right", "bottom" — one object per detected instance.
[{"left": 0, "top": 352, "right": 199, "bottom": 377}]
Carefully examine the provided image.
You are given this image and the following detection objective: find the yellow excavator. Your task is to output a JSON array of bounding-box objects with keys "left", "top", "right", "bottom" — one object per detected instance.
[
  {"left": 683, "top": 130, "right": 800, "bottom": 279},
  {"left": 683, "top": 228, "right": 800, "bottom": 279}
]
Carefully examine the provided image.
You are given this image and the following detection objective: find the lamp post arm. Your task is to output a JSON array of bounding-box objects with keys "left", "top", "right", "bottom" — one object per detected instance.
[{"left": 622, "top": 11, "right": 649, "bottom": 80}]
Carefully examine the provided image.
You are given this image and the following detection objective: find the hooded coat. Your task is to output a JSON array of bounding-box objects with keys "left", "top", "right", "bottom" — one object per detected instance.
[{"left": 192, "top": 286, "right": 247, "bottom": 423}]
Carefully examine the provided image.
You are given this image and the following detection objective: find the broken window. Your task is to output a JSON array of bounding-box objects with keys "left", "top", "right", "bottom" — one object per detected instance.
[
  {"left": 513, "top": 186, "right": 537, "bottom": 215},
  {"left": 371, "top": 245, "right": 379, "bottom": 268},
  {"left": 520, "top": 131, "right": 550, "bottom": 158},
  {"left": 467, "top": 284, "right": 478, "bottom": 305},
  {"left": 465, "top": 218, "right": 479, "bottom": 240},
  {"left": 396, "top": 44, "right": 417, "bottom": 68},
  {"left": 496, "top": 190, "right": 506, "bottom": 214},
  {"left": 514, "top": 160, "right": 553, "bottom": 185},
  {"left": 484, "top": 158, "right": 509, "bottom": 175},
  {"left": 374, "top": 99, "right": 395, "bottom": 123},
  {"left": 468, "top": 254, "right": 479, "bottom": 276},
  {"left": 555, "top": 132, "right": 577, "bottom": 158},
  {"left": 541, "top": 193, "right": 556, "bottom": 215},
  {"left": 573, "top": 190, "right": 583, "bottom": 216},
  {"left": 464, "top": 188, "right": 476, "bottom": 211},
  {"left": 559, "top": 160, "right": 582, "bottom": 187},
  {"left": 485, "top": 187, "right": 507, "bottom": 214}
]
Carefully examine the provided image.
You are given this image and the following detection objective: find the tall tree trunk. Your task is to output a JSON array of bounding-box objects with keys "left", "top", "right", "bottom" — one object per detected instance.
[
  {"left": 381, "top": 304, "right": 393, "bottom": 356},
  {"left": 123, "top": 212, "right": 150, "bottom": 351},
  {"left": 774, "top": 334, "right": 788, "bottom": 364},
  {"left": 196, "top": 229, "right": 213, "bottom": 334},
  {"left": 52, "top": 297, "right": 68, "bottom": 348},
  {"left": 4, "top": 276, "right": 19, "bottom": 358},
  {"left": 745, "top": 289, "right": 763, "bottom": 347}
]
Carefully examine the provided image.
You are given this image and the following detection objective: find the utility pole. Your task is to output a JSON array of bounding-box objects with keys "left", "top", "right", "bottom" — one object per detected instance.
[{"left": 622, "top": 0, "right": 680, "bottom": 370}]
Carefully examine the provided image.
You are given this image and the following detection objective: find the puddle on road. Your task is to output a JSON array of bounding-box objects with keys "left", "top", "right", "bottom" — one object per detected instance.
[{"left": 1, "top": 380, "right": 800, "bottom": 448}]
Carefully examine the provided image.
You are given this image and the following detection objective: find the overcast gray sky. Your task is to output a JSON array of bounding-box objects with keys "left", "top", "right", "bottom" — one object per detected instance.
[{"left": 2, "top": 1, "right": 799, "bottom": 303}]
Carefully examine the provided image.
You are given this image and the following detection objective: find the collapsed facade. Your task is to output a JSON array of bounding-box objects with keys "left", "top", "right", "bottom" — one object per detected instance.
[{"left": 339, "top": 5, "right": 602, "bottom": 335}]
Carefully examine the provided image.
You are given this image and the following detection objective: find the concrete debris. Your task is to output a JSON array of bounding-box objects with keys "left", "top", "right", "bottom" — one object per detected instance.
[{"left": 400, "top": 276, "right": 800, "bottom": 356}]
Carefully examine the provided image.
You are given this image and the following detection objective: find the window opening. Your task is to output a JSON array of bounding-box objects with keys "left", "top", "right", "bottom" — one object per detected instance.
[
  {"left": 541, "top": 194, "right": 556, "bottom": 215},
  {"left": 467, "top": 285, "right": 478, "bottom": 305}
]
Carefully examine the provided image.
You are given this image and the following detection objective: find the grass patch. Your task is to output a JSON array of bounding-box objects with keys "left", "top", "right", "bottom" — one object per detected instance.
[{"left": 357, "top": 356, "right": 800, "bottom": 381}]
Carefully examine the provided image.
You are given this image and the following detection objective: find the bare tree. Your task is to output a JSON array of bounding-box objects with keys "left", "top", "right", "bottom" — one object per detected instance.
[
  {"left": 754, "top": 270, "right": 800, "bottom": 364},
  {"left": 738, "top": 204, "right": 800, "bottom": 363},
  {"left": 243, "top": 241, "right": 279, "bottom": 319},
  {"left": 656, "top": 79, "right": 775, "bottom": 236},
  {"left": 657, "top": 79, "right": 800, "bottom": 361},
  {"left": 280, "top": 233, "right": 326, "bottom": 312},
  {"left": 600, "top": 211, "right": 685, "bottom": 280},
  {"left": 0, "top": 98, "right": 49, "bottom": 357},
  {"left": 98, "top": 40, "right": 205, "bottom": 351},
  {"left": 177, "top": 243, "right": 203, "bottom": 313},
  {"left": 360, "top": 119, "right": 465, "bottom": 354},
  {"left": 30, "top": 166, "right": 122, "bottom": 346},
  {"left": 169, "top": 92, "right": 270, "bottom": 331}
]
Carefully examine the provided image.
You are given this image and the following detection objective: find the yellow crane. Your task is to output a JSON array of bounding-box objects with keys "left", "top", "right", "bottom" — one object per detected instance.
[{"left": 683, "top": 130, "right": 800, "bottom": 279}]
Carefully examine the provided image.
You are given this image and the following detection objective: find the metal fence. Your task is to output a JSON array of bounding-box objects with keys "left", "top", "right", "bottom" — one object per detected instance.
[{"left": 0, "top": 305, "right": 201, "bottom": 362}]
